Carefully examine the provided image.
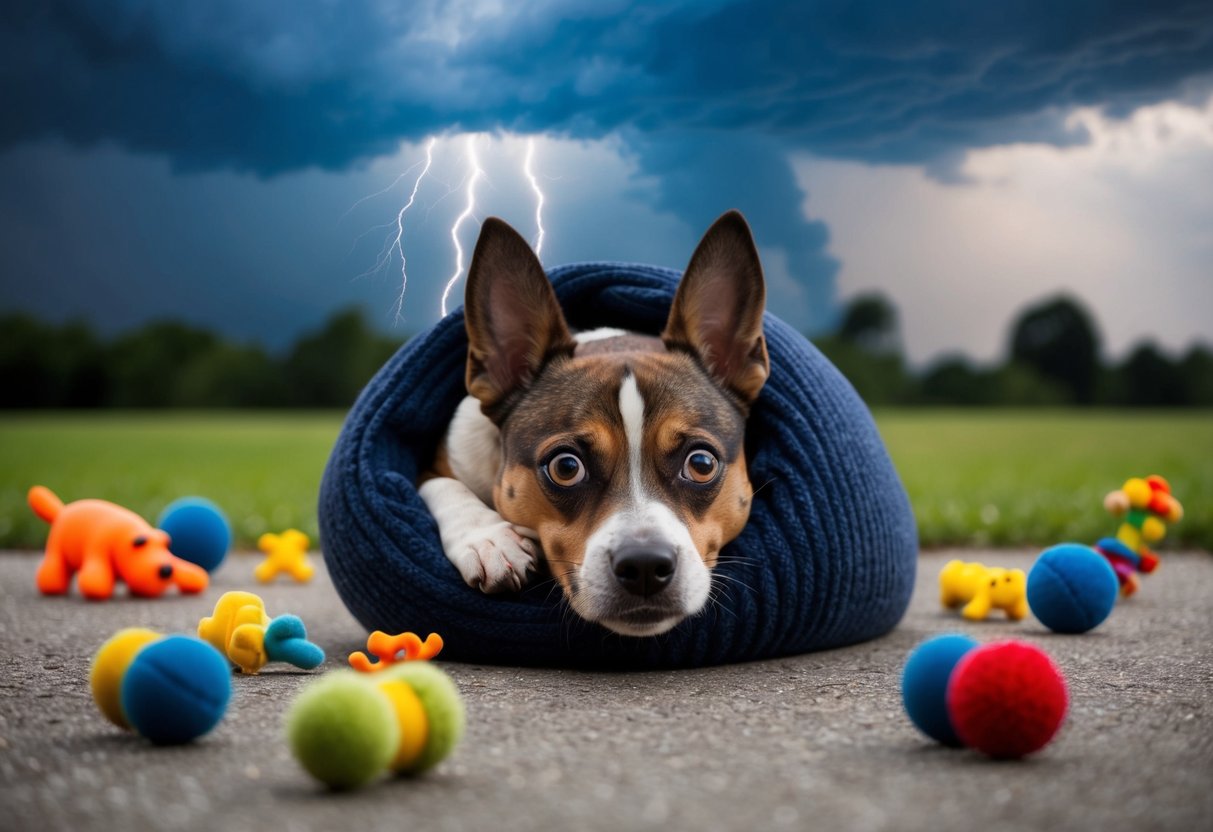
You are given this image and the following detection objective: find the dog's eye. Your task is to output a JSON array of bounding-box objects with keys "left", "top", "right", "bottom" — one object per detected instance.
[
  {"left": 547, "top": 453, "right": 587, "bottom": 487},
  {"left": 132, "top": 536, "right": 148, "bottom": 548},
  {"left": 681, "top": 450, "right": 720, "bottom": 484}
]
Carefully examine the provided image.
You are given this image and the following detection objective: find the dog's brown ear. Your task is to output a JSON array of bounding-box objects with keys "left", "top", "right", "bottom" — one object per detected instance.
[
  {"left": 464, "top": 217, "right": 576, "bottom": 417},
  {"left": 662, "top": 210, "right": 769, "bottom": 404}
]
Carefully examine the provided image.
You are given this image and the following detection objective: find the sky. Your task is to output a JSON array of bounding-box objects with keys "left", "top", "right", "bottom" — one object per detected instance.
[{"left": 1, "top": 0, "right": 1212, "bottom": 365}]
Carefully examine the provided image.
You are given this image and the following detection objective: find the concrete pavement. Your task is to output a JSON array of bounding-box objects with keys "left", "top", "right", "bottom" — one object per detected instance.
[{"left": 1, "top": 548, "right": 1210, "bottom": 832}]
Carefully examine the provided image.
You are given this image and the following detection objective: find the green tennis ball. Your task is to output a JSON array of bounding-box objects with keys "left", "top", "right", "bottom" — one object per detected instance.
[
  {"left": 385, "top": 662, "right": 466, "bottom": 774},
  {"left": 286, "top": 671, "right": 399, "bottom": 789}
]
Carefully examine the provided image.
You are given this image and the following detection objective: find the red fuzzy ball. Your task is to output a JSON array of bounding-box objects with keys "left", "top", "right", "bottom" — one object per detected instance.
[{"left": 946, "top": 641, "right": 1068, "bottom": 759}]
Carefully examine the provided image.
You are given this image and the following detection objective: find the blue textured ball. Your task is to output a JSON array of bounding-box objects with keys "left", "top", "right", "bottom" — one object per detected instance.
[
  {"left": 902, "top": 633, "right": 980, "bottom": 746},
  {"left": 1027, "top": 544, "right": 1119, "bottom": 634},
  {"left": 158, "top": 497, "right": 231, "bottom": 572},
  {"left": 122, "top": 636, "right": 232, "bottom": 745}
]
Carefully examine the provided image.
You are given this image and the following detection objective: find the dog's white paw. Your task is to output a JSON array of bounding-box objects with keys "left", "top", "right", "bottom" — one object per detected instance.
[{"left": 450, "top": 522, "right": 537, "bottom": 593}]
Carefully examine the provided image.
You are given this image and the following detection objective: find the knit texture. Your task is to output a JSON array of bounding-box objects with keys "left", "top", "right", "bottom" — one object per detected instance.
[{"left": 319, "top": 263, "right": 917, "bottom": 668}]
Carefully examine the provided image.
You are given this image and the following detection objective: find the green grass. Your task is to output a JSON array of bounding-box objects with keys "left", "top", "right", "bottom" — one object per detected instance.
[
  {"left": 0, "top": 412, "right": 341, "bottom": 550},
  {"left": 0, "top": 410, "right": 1209, "bottom": 551},
  {"left": 874, "top": 409, "right": 1213, "bottom": 550}
]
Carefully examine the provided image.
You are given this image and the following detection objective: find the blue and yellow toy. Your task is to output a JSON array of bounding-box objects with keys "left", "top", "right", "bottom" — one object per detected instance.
[
  {"left": 256, "top": 529, "right": 315, "bottom": 583},
  {"left": 91, "top": 629, "right": 231, "bottom": 745},
  {"left": 1097, "top": 475, "right": 1184, "bottom": 596},
  {"left": 198, "top": 590, "right": 325, "bottom": 674},
  {"left": 939, "top": 560, "right": 1028, "bottom": 621}
]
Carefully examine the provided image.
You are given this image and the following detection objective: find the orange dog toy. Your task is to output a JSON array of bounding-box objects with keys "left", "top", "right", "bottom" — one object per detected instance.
[
  {"left": 29, "top": 486, "right": 209, "bottom": 600},
  {"left": 349, "top": 631, "right": 444, "bottom": 672}
]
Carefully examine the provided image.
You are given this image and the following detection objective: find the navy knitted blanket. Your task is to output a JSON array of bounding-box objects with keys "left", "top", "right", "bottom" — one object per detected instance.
[{"left": 319, "top": 263, "right": 917, "bottom": 668}]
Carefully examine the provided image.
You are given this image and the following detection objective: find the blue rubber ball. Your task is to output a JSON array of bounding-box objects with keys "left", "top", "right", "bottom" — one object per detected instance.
[
  {"left": 1027, "top": 543, "right": 1119, "bottom": 634},
  {"left": 901, "top": 633, "right": 979, "bottom": 746},
  {"left": 157, "top": 497, "right": 231, "bottom": 572},
  {"left": 122, "top": 636, "right": 232, "bottom": 745}
]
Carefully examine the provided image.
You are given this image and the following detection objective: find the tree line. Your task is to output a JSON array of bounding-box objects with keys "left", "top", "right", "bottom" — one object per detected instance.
[
  {"left": 2, "top": 294, "right": 1210, "bottom": 408},
  {"left": 814, "top": 294, "right": 1213, "bottom": 407},
  {"left": 0, "top": 309, "right": 404, "bottom": 408}
]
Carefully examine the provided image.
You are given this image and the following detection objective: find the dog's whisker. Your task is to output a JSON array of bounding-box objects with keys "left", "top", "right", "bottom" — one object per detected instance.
[
  {"left": 749, "top": 475, "right": 780, "bottom": 498},
  {"left": 541, "top": 578, "right": 567, "bottom": 606},
  {"left": 711, "top": 571, "right": 755, "bottom": 586},
  {"left": 704, "top": 587, "right": 738, "bottom": 622},
  {"left": 716, "top": 554, "right": 762, "bottom": 567},
  {"left": 711, "top": 571, "right": 757, "bottom": 590}
]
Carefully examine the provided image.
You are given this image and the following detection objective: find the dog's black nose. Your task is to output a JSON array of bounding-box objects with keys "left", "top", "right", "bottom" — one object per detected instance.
[
  {"left": 611, "top": 545, "right": 676, "bottom": 597},
  {"left": 158, "top": 564, "right": 173, "bottom": 579}
]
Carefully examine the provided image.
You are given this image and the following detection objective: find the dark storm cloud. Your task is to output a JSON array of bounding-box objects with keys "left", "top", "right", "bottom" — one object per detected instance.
[
  {"left": 5, "top": 0, "right": 1212, "bottom": 173},
  {"left": 624, "top": 130, "right": 838, "bottom": 320},
  {"left": 3, "top": 0, "right": 1212, "bottom": 336}
]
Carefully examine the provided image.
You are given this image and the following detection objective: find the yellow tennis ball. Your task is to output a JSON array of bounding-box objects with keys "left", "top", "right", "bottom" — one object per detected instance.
[
  {"left": 91, "top": 628, "right": 162, "bottom": 729},
  {"left": 286, "top": 671, "right": 399, "bottom": 789}
]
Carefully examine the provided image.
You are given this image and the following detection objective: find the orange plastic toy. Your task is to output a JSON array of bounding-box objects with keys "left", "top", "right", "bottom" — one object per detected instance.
[
  {"left": 29, "top": 486, "right": 209, "bottom": 600},
  {"left": 349, "top": 631, "right": 444, "bottom": 672}
]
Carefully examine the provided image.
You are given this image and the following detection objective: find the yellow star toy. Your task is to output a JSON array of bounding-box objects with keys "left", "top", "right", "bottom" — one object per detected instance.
[{"left": 255, "top": 529, "right": 315, "bottom": 583}]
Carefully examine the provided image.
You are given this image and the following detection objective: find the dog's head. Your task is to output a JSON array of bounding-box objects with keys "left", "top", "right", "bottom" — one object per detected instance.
[{"left": 464, "top": 210, "right": 768, "bottom": 635}]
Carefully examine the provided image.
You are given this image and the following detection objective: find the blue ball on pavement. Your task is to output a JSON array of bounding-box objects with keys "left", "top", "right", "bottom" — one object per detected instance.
[
  {"left": 1027, "top": 543, "right": 1119, "bottom": 634},
  {"left": 121, "top": 636, "right": 232, "bottom": 745},
  {"left": 158, "top": 497, "right": 231, "bottom": 572},
  {"left": 901, "top": 633, "right": 980, "bottom": 746}
]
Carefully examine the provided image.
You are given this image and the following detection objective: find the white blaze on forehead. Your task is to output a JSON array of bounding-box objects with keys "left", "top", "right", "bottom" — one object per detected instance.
[
  {"left": 574, "top": 327, "right": 629, "bottom": 343},
  {"left": 618, "top": 372, "right": 646, "bottom": 504},
  {"left": 567, "top": 370, "right": 710, "bottom": 634}
]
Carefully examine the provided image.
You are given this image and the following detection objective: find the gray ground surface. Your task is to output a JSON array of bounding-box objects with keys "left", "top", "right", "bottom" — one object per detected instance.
[{"left": 1, "top": 548, "right": 1210, "bottom": 832}]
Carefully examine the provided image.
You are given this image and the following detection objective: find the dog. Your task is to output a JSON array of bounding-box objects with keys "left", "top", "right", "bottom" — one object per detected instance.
[
  {"left": 28, "top": 485, "right": 209, "bottom": 599},
  {"left": 419, "top": 210, "right": 769, "bottom": 636}
]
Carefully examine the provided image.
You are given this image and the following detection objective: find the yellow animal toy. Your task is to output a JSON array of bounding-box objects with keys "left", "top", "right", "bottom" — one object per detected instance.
[
  {"left": 939, "top": 560, "right": 1028, "bottom": 621},
  {"left": 198, "top": 591, "right": 324, "bottom": 674},
  {"left": 256, "top": 529, "right": 314, "bottom": 583}
]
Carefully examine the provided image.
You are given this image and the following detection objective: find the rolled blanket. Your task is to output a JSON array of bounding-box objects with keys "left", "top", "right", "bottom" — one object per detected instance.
[{"left": 319, "top": 263, "right": 917, "bottom": 668}]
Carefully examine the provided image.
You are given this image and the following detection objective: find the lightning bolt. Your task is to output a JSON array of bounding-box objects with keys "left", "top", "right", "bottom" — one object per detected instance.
[
  {"left": 347, "top": 137, "right": 435, "bottom": 315},
  {"left": 388, "top": 136, "right": 436, "bottom": 323},
  {"left": 340, "top": 158, "right": 423, "bottom": 226},
  {"left": 524, "top": 137, "right": 546, "bottom": 258},
  {"left": 440, "top": 134, "right": 484, "bottom": 317},
  {"left": 350, "top": 132, "right": 550, "bottom": 323}
]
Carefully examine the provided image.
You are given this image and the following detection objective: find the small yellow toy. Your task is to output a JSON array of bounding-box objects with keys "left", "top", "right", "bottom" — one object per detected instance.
[
  {"left": 256, "top": 529, "right": 314, "bottom": 583},
  {"left": 939, "top": 560, "right": 1028, "bottom": 621},
  {"left": 349, "top": 631, "right": 444, "bottom": 673},
  {"left": 198, "top": 590, "right": 325, "bottom": 674}
]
